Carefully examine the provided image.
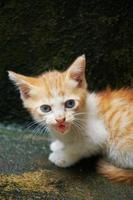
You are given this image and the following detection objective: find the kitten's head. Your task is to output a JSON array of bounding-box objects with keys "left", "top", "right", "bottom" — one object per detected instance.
[{"left": 8, "top": 55, "right": 88, "bottom": 134}]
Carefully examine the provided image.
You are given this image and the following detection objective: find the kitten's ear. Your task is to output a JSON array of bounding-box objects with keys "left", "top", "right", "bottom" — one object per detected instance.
[
  {"left": 8, "top": 71, "right": 38, "bottom": 100},
  {"left": 67, "top": 55, "right": 87, "bottom": 88}
]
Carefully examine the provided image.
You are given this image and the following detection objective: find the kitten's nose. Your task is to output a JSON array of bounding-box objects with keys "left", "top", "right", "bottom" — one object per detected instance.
[{"left": 55, "top": 117, "right": 66, "bottom": 124}]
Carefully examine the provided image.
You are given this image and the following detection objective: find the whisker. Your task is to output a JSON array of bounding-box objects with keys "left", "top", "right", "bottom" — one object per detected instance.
[
  {"left": 36, "top": 123, "right": 49, "bottom": 135},
  {"left": 75, "top": 118, "right": 87, "bottom": 124},
  {"left": 73, "top": 124, "right": 84, "bottom": 134},
  {"left": 25, "top": 119, "right": 49, "bottom": 136},
  {"left": 71, "top": 125, "right": 82, "bottom": 140},
  {"left": 74, "top": 120, "right": 86, "bottom": 129},
  {"left": 25, "top": 121, "right": 38, "bottom": 130},
  {"left": 25, "top": 119, "right": 45, "bottom": 130},
  {"left": 73, "top": 112, "right": 87, "bottom": 117}
]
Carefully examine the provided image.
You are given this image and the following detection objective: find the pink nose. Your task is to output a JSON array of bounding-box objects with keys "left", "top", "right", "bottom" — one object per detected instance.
[{"left": 55, "top": 117, "right": 65, "bottom": 123}]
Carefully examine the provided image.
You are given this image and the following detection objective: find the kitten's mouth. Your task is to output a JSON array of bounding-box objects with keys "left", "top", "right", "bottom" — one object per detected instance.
[{"left": 54, "top": 123, "right": 69, "bottom": 134}]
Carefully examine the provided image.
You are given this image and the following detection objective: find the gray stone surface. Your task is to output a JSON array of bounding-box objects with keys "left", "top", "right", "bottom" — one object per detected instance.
[{"left": 0, "top": 128, "right": 132, "bottom": 200}]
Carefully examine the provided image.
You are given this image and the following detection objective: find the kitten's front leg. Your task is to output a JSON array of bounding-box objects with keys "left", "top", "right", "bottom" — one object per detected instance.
[
  {"left": 50, "top": 140, "right": 64, "bottom": 152},
  {"left": 49, "top": 146, "right": 82, "bottom": 168}
]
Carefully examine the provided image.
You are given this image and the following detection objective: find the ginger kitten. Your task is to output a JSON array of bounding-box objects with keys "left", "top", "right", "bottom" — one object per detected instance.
[{"left": 8, "top": 55, "right": 133, "bottom": 184}]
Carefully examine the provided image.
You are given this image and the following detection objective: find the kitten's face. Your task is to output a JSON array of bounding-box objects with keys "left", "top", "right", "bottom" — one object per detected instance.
[{"left": 8, "top": 55, "right": 87, "bottom": 134}]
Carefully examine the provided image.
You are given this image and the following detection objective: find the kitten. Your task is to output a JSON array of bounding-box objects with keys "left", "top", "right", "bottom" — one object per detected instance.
[{"left": 8, "top": 55, "right": 133, "bottom": 184}]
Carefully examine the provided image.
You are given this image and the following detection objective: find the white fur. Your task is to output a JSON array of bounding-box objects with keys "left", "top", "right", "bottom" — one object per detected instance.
[
  {"left": 66, "top": 79, "right": 78, "bottom": 88},
  {"left": 107, "top": 142, "right": 133, "bottom": 168},
  {"left": 49, "top": 93, "right": 109, "bottom": 167},
  {"left": 50, "top": 140, "right": 64, "bottom": 151},
  {"left": 49, "top": 93, "right": 133, "bottom": 169}
]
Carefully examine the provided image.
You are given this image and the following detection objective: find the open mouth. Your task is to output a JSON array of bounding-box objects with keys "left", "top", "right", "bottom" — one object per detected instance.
[{"left": 55, "top": 123, "right": 69, "bottom": 133}]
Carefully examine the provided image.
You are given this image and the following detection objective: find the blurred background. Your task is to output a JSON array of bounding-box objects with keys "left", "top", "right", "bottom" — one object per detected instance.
[{"left": 0, "top": 0, "right": 132, "bottom": 126}]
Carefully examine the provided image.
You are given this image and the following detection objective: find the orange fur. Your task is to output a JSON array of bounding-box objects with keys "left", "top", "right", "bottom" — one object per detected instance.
[
  {"left": 98, "top": 89, "right": 133, "bottom": 143},
  {"left": 97, "top": 89, "right": 133, "bottom": 184},
  {"left": 97, "top": 160, "right": 133, "bottom": 184}
]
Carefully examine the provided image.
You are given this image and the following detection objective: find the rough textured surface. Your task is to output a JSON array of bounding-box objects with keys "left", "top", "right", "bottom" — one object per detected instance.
[
  {"left": 0, "top": 128, "right": 133, "bottom": 200},
  {"left": 0, "top": 0, "right": 133, "bottom": 124}
]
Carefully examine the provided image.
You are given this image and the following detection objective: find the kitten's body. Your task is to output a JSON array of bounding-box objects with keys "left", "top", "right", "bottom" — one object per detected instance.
[{"left": 9, "top": 55, "right": 133, "bottom": 184}]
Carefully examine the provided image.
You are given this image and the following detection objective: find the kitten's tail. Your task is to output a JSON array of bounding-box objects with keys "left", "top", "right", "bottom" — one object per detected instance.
[{"left": 97, "top": 160, "right": 133, "bottom": 184}]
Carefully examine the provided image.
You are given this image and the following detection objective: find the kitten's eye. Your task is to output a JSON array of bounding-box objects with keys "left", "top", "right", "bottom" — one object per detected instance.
[
  {"left": 40, "top": 105, "right": 51, "bottom": 113},
  {"left": 65, "top": 99, "right": 75, "bottom": 108}
]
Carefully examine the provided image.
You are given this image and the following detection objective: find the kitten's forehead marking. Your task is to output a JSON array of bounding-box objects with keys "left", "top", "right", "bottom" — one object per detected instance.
[
  {"left": 42, "top": 71, "right": 66, "bottom": 98},
  {"left": 51, "top": 87, "right": 61, "bottom": 97},
  {"left": 41, "top": 71, "right": 81, "bottom": 105}
]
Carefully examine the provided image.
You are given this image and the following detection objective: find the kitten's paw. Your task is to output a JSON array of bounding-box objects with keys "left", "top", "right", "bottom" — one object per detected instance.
[
  {"left": 50, "top": 140, "right": 64, "bottom": 152},
  {"left": 48, "top": 151, "right": 75, "bottom": 168}
]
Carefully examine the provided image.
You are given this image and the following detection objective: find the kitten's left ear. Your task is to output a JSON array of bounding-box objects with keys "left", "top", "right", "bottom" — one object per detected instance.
[{"left": 67, "top": 55, "right": 87, "bottom": 88}]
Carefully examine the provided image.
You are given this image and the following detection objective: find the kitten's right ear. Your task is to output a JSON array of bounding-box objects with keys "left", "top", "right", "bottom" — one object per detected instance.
[
  {"left": 67, "top": 55, "right": 87, "bottom": 88},
  {"left": 8, "top": 71, "right": 38, "bottom": 99}
]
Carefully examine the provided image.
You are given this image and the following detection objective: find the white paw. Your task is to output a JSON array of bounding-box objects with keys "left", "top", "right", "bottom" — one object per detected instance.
[
  {"left": 48, "top": 151, "right": 76, "bottom": 168},
  {"left": 50, "top": 140, "right": 64, "bottom": 152}
]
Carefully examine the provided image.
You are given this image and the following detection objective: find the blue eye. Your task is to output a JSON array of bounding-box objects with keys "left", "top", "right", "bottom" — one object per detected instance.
[
  {"left": 40, "top": 105, "right": 51, "bottom": 113},
  {"left": 65, "top": 99, "right": 75, "bottom": 108}
]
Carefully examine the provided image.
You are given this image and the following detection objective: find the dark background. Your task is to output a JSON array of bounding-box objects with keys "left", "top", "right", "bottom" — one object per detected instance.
[{"left": 0, "top": 0, "right": 132, "bottom": 125}]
